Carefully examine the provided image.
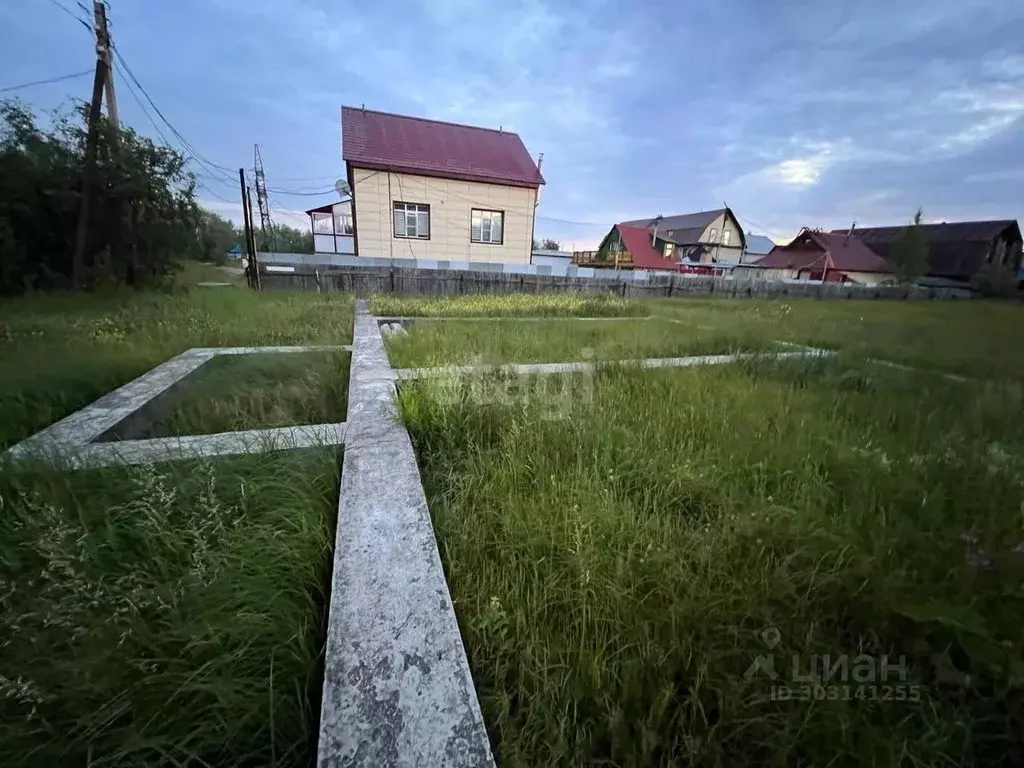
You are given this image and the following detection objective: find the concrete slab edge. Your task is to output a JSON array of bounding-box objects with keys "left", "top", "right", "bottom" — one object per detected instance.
[
  {"left": 393, "top": 348, "right": 836, "bottom": 380},
  {"left": 317, "top": 300, "right": 495, "bottom": 768},
  {"left": 60, "top": 422, "right": 347, "bottom": 469}
]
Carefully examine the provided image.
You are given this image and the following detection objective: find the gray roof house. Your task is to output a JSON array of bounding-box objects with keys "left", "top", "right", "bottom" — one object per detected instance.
[{"left": 603, "top": 207, "right": 773, "bottom": 268}]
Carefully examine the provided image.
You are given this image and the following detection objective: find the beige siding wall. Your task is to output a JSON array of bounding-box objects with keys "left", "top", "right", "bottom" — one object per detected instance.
[
  {"left": 695, "top": 213, "right": 745, "bottom": 263},
  {"left": 351, "top": 167, "right": 537, "bottom": 263}
]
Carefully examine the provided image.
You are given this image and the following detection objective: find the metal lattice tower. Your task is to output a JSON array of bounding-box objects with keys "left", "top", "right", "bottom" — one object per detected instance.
[{"left": 253, "top": 144, "right": 276, "bottom": 251}]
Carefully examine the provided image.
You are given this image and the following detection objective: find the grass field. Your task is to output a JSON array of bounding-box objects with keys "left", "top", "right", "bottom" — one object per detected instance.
[
  {"left": 0, "top": 285, "right": 352, "bottom": 766},
  {"left": 3, "top": 287, "right": 1023, "bottom": 765},
  {"left": 401, "top": 358, "right": 1024, "bottom": 766},
  {"left": 142, "top": 351, "right": 350, "bottom": 438},
  {"left": 388, "top": 293, "right": 1024, "bottom": 766},
  {"left": 385, "top": 318, "right": 780, "bottom": 368},
  {"left": 649, "top": 298, "right": 1024, "bottom": 379},
  {"left": 0, "top": 450, "right": 338, "bottom": 766},
  {"left": 372, "top": 292, "right": 644, "bottom": 317},
  {"left": 0, "top": 289, "right": 353, "bottom": 451}
]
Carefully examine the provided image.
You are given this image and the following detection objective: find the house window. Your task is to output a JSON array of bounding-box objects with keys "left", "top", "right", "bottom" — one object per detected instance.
[
  {"left": 722, "top": 230, "right": 731, "bottom": 246},
  {"left": 471, "top": 209, "right": 504, "bottom": 244},
  {"left": 334, "top": 211, "right": 354, "bottom": 236},
  {"left": 664, "top": 243, "right": 675, "bottom": 259},
  {"left": 393, "top": 202, "right": 430, "bottom": 239},
  {"left": 709, "top": 227, "right": 718, "bottom": 243},
  {"left": 312, "top": 212, "right": 333, "bottom": 235}
]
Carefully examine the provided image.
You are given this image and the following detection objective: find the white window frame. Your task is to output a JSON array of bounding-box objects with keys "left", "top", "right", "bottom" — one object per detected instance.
[
  {"left": 393, "top": 201, "right": 430, "bottom": 240},
  {"left": 664, "top": 242, "right": 675, "bottom": 259},
  {"left": 471, "top": 208, "right": 504, "bottom": 245},
  {"left": 708, "top": 227, "right": 718, "bottom": 243},
  {"left": 722, "top": 229, "right": 731, "bottom": 246}
]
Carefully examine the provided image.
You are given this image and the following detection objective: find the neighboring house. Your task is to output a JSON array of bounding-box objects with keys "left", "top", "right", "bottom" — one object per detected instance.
[
  {"left": 341, "top": 106, "right": 544, "bottom": 263},
  {"left": 531, "top": 249, "right": 573, "bottom": 269},
  {"left": 830, "top": 220, "right": 1023, "bottom": 283},
  {"left": 740, "top": 228, "right": 893, "bottom": 284},
  {"left": 307, "top": 200, "right": 355, "bottom": 255},
  {"left": 611, "top": 208, "right": 748, "bottom": 266}
]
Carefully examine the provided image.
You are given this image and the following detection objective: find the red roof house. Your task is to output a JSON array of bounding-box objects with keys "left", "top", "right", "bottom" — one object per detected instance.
[
  {"left": 753, "top": 228, "right": 893, "bottom": 284},
  {"left": 341, "top": 106, "right": 544, "bottom": 263}
]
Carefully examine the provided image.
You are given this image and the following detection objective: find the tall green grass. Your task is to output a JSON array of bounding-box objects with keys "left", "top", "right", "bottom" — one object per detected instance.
[
  {"left": 400, "top": 359, "right": 1024, "bottom": 766},
  {"left": 0, "top": 290, "right": 353, "bottom": 449},
  {"left": 650, "top": 297, "right": 1024, "bottom": 379},
  {"left": 385, "top": 318, "right": 778, "bottom": 368},
  {"left": 139, "top": 351, "right": 350, "bottom": 438},
  {"left": 371, "top": 292, "right": 644, "bottom": 317},
  {"left": 0, "top": 450, "right": 338, "bottom": 766}
]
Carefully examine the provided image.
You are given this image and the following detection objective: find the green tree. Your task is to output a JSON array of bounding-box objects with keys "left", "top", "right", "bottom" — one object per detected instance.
[
  {"left": 889, "top": 209, "right": 930, "bottom": 284},
  {"left": 540, "top": 238, "right": 561, "bottom": 250},
  {"left": 197, "top": 209, "right": 241, "bottom": 263},
  {"left": 0, "top": 99, "right": 199, "bottom": 294},
  {"left": 257, "top": 222, "right": 313, "bottom": 254}
]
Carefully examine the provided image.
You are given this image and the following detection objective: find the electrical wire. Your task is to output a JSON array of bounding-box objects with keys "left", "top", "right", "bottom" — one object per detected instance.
[
  {"left": 44, "top": 0, "right": 92, "bottom": 31},
  {"left": 264, "top": 186, "right": 339, "bottom": 196},
  {"left": 112, "top": 44, "right": 237, "bottom": 181},
  {"left": 0, "top": 69, "right": 93, "bottom": 93}
]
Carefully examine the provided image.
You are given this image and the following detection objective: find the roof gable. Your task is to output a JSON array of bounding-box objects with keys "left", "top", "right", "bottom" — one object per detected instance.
[
  {"left": 831, "top": 220, "right": 1021, "bottom": 278},
  {"left": 617, "top": 208, "right": 746, "bottom": 250},
  {"left": 341, "top": 106, "right": 544, "bottom": 188},
  {"left": 754, "top": 229, "right": 890, "bottom": 273},
  {"left": 615, "top": 225, "right": 680, "bottom": 271}
]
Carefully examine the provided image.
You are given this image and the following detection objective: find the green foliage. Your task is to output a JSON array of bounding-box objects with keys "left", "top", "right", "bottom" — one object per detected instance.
[
  {"left": 0, "top": 289, "right": 354, "bottom": 450},
  {"left": 197, "top": 209, "right": 241, "bottom": 263},
  {"left": 971, "top": 263, "right": 1021, "bottom": 297},
  {"left": 0, "top": 451, "right": 338, "bottom": 766},
  {"left": 401, "top": 359, "right": 1024, "bottom": 766},
  {"left": 143, "top": 351, "right": 350, "bottom": 438},
  {"left": 0, "top": 100, "right": 199, "bottom": 294},
  {"left": 257, "top": 222, "right": 314, "bottom": 254},
  {"left": 540, "top": 238, "right": 561, "bottom": 250},
  {"left": 371, "top": 292, "right": 643, "bottom": 318},
  {"left": 889, "top": 208, "right": 930, "bottom": 283}
]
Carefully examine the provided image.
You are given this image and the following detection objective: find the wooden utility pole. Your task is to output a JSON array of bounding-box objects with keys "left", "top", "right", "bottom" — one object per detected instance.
[
  {"left": 239, "top": 168, "right": 260, "bottom": 290},
  {"left": 71, "top": 1, "right": 120, "bottom": 289},
  {"left": 93, "top": 2, "right": 118, "bottom": 127},
  {"left": 71, "top": 58, "right": 108, "bottom": 289}
]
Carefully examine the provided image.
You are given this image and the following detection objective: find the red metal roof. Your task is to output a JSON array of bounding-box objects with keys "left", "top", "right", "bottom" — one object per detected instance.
[
  {"left": 755, "top": 230, "right": 891, "bottom": 273},
  {"left": 341, "top": 106, "right": 544, "bottom": 188},
  {"left": 616, "top": 225, "right": 681, "bottom": 271}
]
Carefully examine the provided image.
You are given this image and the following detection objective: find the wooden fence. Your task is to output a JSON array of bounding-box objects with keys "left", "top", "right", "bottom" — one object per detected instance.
[{"left": 259, "top": 264, "right": 972, "bottom": 301}]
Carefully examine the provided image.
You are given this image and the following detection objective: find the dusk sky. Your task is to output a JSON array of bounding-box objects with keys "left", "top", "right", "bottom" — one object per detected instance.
[{"left": 3, "top": 0, "right": 1023, "bottom": 248}]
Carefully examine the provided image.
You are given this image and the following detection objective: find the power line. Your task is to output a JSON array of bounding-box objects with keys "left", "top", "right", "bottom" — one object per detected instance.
[
  {"left": 111, "top": 44, "right": 236, "bottom": 181},
  {"left": 44, "top": 0, "right": 92, "bottom": 30},
  {"left": 264, "top": 186, "right": 338, "bottom": 196},
  {"left": 0, "top": 69, "right": 93, "bottom": 93},
  {"left": 733, "top": 212, "right": 787, "bottom": 242}
]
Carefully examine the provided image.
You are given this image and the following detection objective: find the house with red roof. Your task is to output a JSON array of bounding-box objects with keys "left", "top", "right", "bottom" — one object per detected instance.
[
  {"left": 341, "top": 106, "right": 544, "bottom": 263},
  {"left": 580, "top": 208, "right": 755, "bottom": 273},
  {"left": 740, "top": 228, "right": 894, "bottom": 284}
]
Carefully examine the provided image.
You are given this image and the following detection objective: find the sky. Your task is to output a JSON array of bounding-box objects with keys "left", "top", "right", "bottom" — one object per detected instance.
[{"left": 2, "top": 0, "right": 1023, "bottom": 249}]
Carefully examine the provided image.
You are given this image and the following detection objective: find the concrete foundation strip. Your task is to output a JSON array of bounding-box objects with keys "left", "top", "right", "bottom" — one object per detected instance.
[
  {"left": 56, "top": 422, "right": 347, "bottom": 469},
  {"left": 392, "top": 348, "right": 836, "bottom": 381},
  {"left": 317, "top": 300, "right": 495, "bottom": 767},
  {"left": 3, "top": 344, "right": 352, "bottom": 464}
]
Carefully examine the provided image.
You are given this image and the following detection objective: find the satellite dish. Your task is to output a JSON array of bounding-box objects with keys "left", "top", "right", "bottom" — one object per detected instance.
[{"left": 335, "top": 179, "right": 351, "bottom": 199}]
